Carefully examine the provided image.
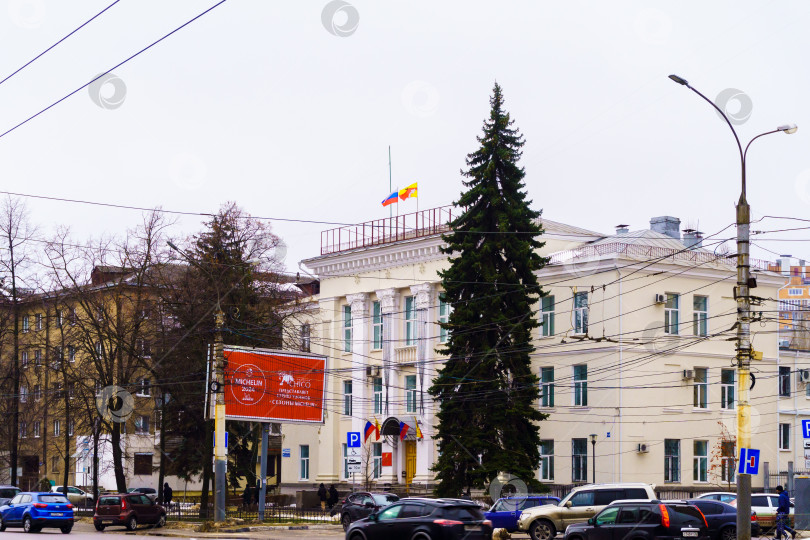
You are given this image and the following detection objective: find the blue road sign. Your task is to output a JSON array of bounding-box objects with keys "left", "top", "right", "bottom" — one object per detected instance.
[
  {"left": 282, "top": 448, "right": 291, "bottom": 458},
  {"left": 348, "top": 432, "right": 361, "bottom": 448},
  {"left": 803, "top": 419, "right": 810, "bottom": 439},
  {"left": 738, "top": 448, "right": 760, "bottom": 475}
]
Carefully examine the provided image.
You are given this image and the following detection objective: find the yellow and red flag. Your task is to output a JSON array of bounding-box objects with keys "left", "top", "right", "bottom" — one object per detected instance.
[{"left": 399, "top": 182, "right": 418, "bottom": 200}]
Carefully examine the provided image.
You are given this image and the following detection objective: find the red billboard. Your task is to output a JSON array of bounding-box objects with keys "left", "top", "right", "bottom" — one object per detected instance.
[{"left": 223, "top": 346, "right": 327, "bottom": 424}]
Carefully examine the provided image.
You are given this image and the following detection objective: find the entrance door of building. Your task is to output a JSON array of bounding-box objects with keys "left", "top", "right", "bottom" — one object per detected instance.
[{"left": 404, "top": 441, "right": 416, "bottom": 484}]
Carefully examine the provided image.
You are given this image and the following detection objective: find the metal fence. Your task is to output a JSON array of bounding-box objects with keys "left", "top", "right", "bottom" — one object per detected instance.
[{"left": 73, "top": 503, "right": 338, "bottom": 523}]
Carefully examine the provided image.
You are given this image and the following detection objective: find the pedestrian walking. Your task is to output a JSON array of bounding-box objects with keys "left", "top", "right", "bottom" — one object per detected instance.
[
  {"left": 163, "top": 482, "right": 173, "bottom": 508},
  {"left": 317, "top": 483, "right": 327, "bottom": 511},
  {"left": 328, "top": 484, "right": 338, "bottom": 509},
  {"left": 776, "top": 485, "right": 797, "bottom": 540}
]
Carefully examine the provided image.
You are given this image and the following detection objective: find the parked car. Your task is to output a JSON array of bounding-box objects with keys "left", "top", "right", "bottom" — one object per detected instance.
[
  {"left": 0, "top": 491, "right": 74, "bottom": 534},
  {"left": 730, "top": 493, "right": 794, "bottom": 531},
  {"left": 338, "top": 491, "right": 399, "bottom": 531},
  {"left": 0, "top": 486, "right": 20, "bottom": 507},
  {"left": 127, "top": 487, "right": 158, "bottom": 502},
  {"left": 695, "top": 492, "right": 737, "bottom": 504},
  {"left": 93, "top": 492, "right": 166, "bottom": 531},
  {"left": 563, "top": 500, "right": 708, "bottom": 540},
  {"left": 517, "top": 483, "right": 658, "bottom": 540},
  {"left": 485, "top": 495, "right": 560, "bottom": 532},
  {"left": 51, "top": 485, "right": 94, "bottom": 506},
  {"left": 687, "top": 498, "right": 760, "bottom": 540},
  {"left": 345, "top": 497, "right": 492, "bottom": 540}
]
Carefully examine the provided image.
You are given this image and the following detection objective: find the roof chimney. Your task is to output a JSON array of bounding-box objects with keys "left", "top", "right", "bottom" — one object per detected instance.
[
  {"left": 682, "top": 228, "right": 703, "bottom": 249},
  {"left": 650, "top": 216, "right": 681, "bottom": 240},
  {"left": 615, "top": 224, "right": 629, "bottom": 234}
]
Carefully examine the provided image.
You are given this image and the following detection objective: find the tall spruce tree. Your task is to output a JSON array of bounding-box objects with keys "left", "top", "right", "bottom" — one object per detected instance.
[{"left": 430, "top": 83, "right": 548, "bottom": 496}]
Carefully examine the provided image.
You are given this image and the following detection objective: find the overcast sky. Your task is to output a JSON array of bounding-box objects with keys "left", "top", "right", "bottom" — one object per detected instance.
[{"left": 0, "top": 0, "right": 808, "bottom": 271}]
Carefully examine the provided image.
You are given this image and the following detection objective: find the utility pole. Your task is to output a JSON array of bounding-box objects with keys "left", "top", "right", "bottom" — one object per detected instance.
[{"left": 213, "top": 307, "right": 226, "bottom": 522}]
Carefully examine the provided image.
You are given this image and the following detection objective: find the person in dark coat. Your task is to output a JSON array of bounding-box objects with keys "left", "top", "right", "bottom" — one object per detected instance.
[
  {"left": 327, "top": 485, "right": 339, "bottom": 509},
  {"left": 163, "top": 483, "right": 173, "bottom": 507},
  {"left": 242, "top": 485, "right": 252, "bottom": 509},
  {"left": 317, "top": 483, "right": 327, "bottom": 511},
  {"left": 776, "top": 485, "right": 797, "bottom": 540}
]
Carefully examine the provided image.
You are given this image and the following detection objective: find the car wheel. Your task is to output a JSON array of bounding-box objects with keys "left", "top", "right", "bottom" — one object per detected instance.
[
  {"left": 126, "top": 515, "right": 138, "bottom": 531},
  {"left": 349, "top": 534, "right": 365, "bottom": 540},
  {"left": 157, "top": 514, "right": 166, "bottom": 528},
  {"left": 342, "top": 513, "right": 352, "bottom": 531},
  {"left": 721, "top": 526, "right": 736, "bottom": 540},
  {"left": 0, "top": 516, "right": 5, "bottom": 532},
  {"left": 60, "top": 525, "right": 73, "bottom": 534},
  {"left": 23, "top": 516, "right": 33, "bottom": 533},
  {"left": 94, "top": 523, "right": 105, "bottom": 531},
  {"left": 410, "top": 532, "right": 433, "bottom": 540},
  {"left": 529, "top": 519, "right": 556, "bottom": 540}
]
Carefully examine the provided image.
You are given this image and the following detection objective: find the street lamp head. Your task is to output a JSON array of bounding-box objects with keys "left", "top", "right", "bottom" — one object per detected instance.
[
  {"left": 589, "top": 433, "right": 597, "bottom": 443},
  {"left": 668, "top": 74, "right": 689, "bottom": 86},
  {"left": 777, "top": 124, "right": 798, "bottom": 134},
  {"left": 167, "top": 241, "right": 180, "bottom": 252}
]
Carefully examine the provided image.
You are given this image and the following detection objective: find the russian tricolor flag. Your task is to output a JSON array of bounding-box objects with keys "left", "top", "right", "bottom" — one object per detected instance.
[
  {"left": 364, "top": 421, "right": 376, "bottom": 442},
  {"left": 382, "top": 192, "right": 398, "bottom": 206}
]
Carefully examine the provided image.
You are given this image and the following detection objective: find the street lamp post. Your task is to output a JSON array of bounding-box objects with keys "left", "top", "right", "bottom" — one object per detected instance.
[
  {"left": 668, "top": 74, "right": 797, "bottom": 540},
  {"left": 589, "top": 434, "right": 597, "bottom": 484}
]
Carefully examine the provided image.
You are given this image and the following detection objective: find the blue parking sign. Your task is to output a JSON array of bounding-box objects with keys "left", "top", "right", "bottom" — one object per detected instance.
[
  {"left": 803, "top": 419, "right": 810, "bottom": 439},
  {"left": 738, "top": 448, "right": 760, "bottom": 475},
  {"left": 348, "top": 432, "right": 361, "bottom": 448}
]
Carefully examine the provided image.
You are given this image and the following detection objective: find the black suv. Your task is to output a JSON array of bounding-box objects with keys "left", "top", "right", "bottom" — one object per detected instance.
[
  {"left": 686, "top": 499, "right": 760, "bottom": 540},
  {"left": 338, "top": 492, "right": 399, "bottom": 531},
  {"left": 564, "top": 500, "right": 709, "bottom": 540},
  {"left": 345, "top": 497, "right": 492, "bottom": 540}
]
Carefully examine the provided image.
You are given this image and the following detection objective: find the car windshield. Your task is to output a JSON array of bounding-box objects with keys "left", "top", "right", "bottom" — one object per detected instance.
[
  {"left": 99, "top": 496, "right": 121, "bottom": 505},
  {"left": 440, "top": 506, "right": 484, "bottom": 521},
  {"left": 0, "top": 488, "right": 19, "bottom": 498},
  {"left": 372, "top": 494, "right": 398, "bottom": 505},
  {"left": 38, "top": 495, "right": 69, "bottom": 503}
]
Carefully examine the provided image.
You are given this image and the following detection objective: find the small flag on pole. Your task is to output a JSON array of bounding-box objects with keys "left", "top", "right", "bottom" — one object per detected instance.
[
  {"left": 399, "top": 182, "right": 418, "bottom": 200},
  {"left": 364, "top": 421, "right": 375, "bottom": 442},
  {"left": 399, "top": 421, "right": 410, "bottom": 440},
  {"left": 373, "top": 417, "right": 381, "bottom": 441},
  {"left": 382, "top": 192, "right": 398, "bottom": 206},
  {"left": 413, "top": 416, "right": 423, "bottom": 439}
]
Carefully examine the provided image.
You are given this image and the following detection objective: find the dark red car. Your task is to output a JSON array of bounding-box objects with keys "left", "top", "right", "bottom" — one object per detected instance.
[{"left": 93, "top": 493, "right": 166, "bottom": 531}]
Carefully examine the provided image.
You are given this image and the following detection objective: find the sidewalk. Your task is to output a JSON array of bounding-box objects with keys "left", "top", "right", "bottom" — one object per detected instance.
[{"left": 73, "top": 520, "right": 344, "bottom": 539}]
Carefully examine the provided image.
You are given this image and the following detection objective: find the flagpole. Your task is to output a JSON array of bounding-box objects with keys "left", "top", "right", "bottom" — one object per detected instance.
[{"left": 388, "top": 146, "right": 392, "bottom": 220}]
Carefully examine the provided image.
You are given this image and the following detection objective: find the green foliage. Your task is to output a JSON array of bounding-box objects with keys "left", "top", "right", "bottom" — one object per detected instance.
[{"left": 430, "top": 83, "right": 548, "bottom": 497}]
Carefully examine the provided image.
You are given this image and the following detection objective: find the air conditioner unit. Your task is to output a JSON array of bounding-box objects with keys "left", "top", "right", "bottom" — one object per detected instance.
[
  {"left": 366, "top": 366, "right": 381, "bottom": 378},
  {"left": 637, "top": 443, "right": 649, "bottom": 454},
  {"left": 655, "top": 294, "right": 666, "bottom": 304},
  {"left": 683, "top": 369, "right": 694, "bottom": 380},
  {"left": 801, "top": 370, "right": 810, "bottom": 384}
]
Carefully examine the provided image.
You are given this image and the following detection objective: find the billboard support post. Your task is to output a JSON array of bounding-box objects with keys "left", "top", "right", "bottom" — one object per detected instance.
[
  {"left": 213, "top": 308, "right": 227, "bottom": 522},
  {"left": 258, "top": 422, "right": 269, "bottom": 522}
]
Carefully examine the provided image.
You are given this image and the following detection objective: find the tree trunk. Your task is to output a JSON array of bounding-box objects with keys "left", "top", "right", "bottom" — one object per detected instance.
[
  {"left": 199, "top": 423, "right": 213, "bottom": 519},
  {"left": 92, "top": 420, "right": 100, "bottom": 502}
]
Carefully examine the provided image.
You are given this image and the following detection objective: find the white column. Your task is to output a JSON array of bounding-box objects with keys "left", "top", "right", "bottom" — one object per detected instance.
[
  {"left": 411, "top": 283, "right": 435, "bottom": 485},
  {"left": 347, "top": 293, "right": 369, "bottom": 438},
  {"left": 376, "top": 288, "right": 399, "bottom": 483}
]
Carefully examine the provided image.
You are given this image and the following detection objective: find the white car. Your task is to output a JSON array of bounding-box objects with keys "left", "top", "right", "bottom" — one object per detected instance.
[
  {"left": 730, "top": 493, "right": 793, "bottom": 531},
  {"left": 695, "top": 492, "right": 737, "bottom": 504},
  {"left": 50, "top": 485, "right": 94, "bottom": 506}
]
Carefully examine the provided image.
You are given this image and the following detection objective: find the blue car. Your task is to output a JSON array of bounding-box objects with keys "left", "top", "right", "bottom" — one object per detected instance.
[
  {"left": 0, "top": 491, "right": 74, "bottom": 533},
  {"left": 486, "top": 495, "right": 560, "bottom": 532}
]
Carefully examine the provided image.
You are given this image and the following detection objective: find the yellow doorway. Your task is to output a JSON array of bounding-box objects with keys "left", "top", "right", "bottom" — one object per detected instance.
[{"left": 404, "top": 441, "right": 416, "bottom": 485}]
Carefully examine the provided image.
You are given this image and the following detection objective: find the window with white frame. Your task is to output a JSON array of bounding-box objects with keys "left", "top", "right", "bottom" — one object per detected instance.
[
  {"left": 693, "top": 295, "right": 708, "bottom": 336},
  {"left": 571, "top": 439, "right": 587, "bottom": 482},
  {"left": 789, "top": 288, "right": 803, "bottom": 295},
  {"left": 20, "top": 421, "right": 26, "bottom": 438},
  {"left": 540, "top": 367, "right": 554, "bottom": 407},
  {"left": 135, "top": 415, "right": 150, "bottom": 434},
  {"left": 300, "top": 445, "right": 310, "bottom": 479},
  {"left": 21, "top": 351, "right": 27, "bottom": 369},
  {"left": 56, "top": 310, "right": 63, "bottom": 328},
  {"left": 438, "top": 295, "right": 450, "bottom": 343},
  {"left": 95, "top": 342, "right": 102, "bottom": 358},
  {"left": 372, "top": 442, "right": 382, "bottom": 479},
  {"left": 343, "top": 380, "right": 352, "bottom": 416},
  {"left": 300, "top": 324, "right": 311, "bottom": 353},
  {"left": 779, "top": 423, "right": 791, "bottom": 450},
  {"left": 372, "top": 301, "right": 383, "bottom": 349},
  {"left": 721, "top": 441, "right": 735, "bottom": 483},
  {"left": 664, "top": 439, "right": 680, "bottom": 482},
  {"left": 573, "top": 292, "right": 588, "bottom": 334},
  {"left": 33, "top": 384, "right": 41, "bottom": 401},
  {"left": 720, "top": 369, "right": 734, "bottom": 409},
  {"left": 342, "top": 443, "right": 349, "bottom": 479},
  {"left": 373, "top": 377, "right": 383, "bottom": 415},
  {"left": 20, "top": 385, "right": 27, "bottom": 403},
  {"left": 34, "top": 349, "right": 41, "bottom": 366},
  {"left": 52, "top": 346, "right": 62, "bottom": 369},
  {"left": 33, "top": 421, "right": 40, "bottom": 438},
  {"left": 780, "top": 367, "right": 791, "bottom": 397},
  {"left": 573, "top": 365, "right": 587, "bottom": 406},
  {"left": 405, "top": 375, "right": 417, "bottom": 413},
  {"left": 68, "top": 420, "right": 74, "bottom": 436},
  {"left": 67, "top": 382, "right": 75, "bottom": 399},
  {"left": 343, "top": 305, "right": 352, "bottom": 353},
  {"left": 22, "top": 315, "right": 29, "bottom": 333},
  {"left": 540, "top": 440, "right": 554, "bottom": 481},
  {"left": 404, "top": 296, "right": 416, "bottom": 345},
  {"left": 693, "top": 368, "right": 707, "bottom": 408},
  {"left": 541, "top": 295, "right": 555, "bottom": 337},
  {"left": 68, "top": 346, "right": 76, "bottom": 363},
  {"left": 693, "top": 440, "right": 708, "bottom": 482},
  {"left": 35, "top": 313, "right": 42, "bottom": 331},
  {"left": 665, "top": 294, "right": 680, "bottom": 335},
  {"left": 136, "top": 378, "right": 151, "bottom": 397},
  {"left": 54, "top": 420, "right": 60, "bottom": 437}
]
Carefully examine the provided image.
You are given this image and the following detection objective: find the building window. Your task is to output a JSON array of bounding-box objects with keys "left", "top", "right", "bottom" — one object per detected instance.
[
  {"left": 68, "top": 420, "right": 74, "bottom": 436},
  {"left": 373, "top": 377, "right": 383, "bottom": 415},
  {"left": 779, "top": 423, "right": 791, "bottom": 450},
  {"left": 52, "top": 456, "right": 60, "bottom": 472},
  {"left": 136, "top": 379, "right": 151, "bottom": 397},
  {"left": 20, "top": 421, "right": 26, "bottom": 438},
  {"left": 372, "top": 301, "right": 383, "bottom": 349},
  {"left": 343, "top": 380, "right": 352, "bottom": 416},
  {"left": 540, "top": 440, "right": 554, "bottom": 481},
  {"left": 135, "top": 415, "right": 150, "bottom": 434},
  {"left": 438, "top": 295, "right": 450, "bottom": 343},
  {"left": 22, "top": 315, "right": 29, "bottom": 333},
  {"left": 572, "top": 438, "right": 587, "bottom": 482},
  {"left": 35, "top": 313, "right": 42, "bottom": 331},
  {"left": 34, "top": 384, "right": 41, "bottom": 401},
  {"left": 69, "top": 308, "right": 77, "bottom": 326},
  {"left": 405, "top": 296, "right": 416, "bottom": 345},
  {"left": 720, "top": 369, "right": 735, "bottom": 409},
  {"left": 342, "top": 443, "right": 349, "bottom": 479},
  {"left": 21, "top": 351, "right": 28, "bottom": 369},
  {"left": 56, "top": 310, "right": 63, "bottom": 328},
  {"left": 573, "top": 292, "right": 588, "bottom": 334},
  {"left": 540, "top": 367, "right": 554, "bottom": 407},
  {"left": 693, "top": 368, "right": 707, "bottom": 409},
  {"left": 299, "top": 445, "right": 310, "bottom": 480},
  {"left": 52, "top": 346, "right": 63, "bottom": 370},
  {"left": 789, "top": 288, "right": 803, "bottom": 295},
  {"left": 67, "top": 346, "right": 75, "bottom": 363},
  {"left": 67, "top": 383, "right": 75, "bottom": 399},
  {"left": 779, "top": 366, "right": 791, "bottom": 397},
  {"left": 20, "top": 386, "right": 27, "bottom": 403},
  {"left": 573, "top": 365, "right": 587, "bottom": 406},
  {"left": 54, "top": 420, "right": 61, "bottom": 437},
  {"left": 33, "top": 421, "right": 41, "bottom": 438},
  {"left": 693, "top": 296, "right": 708, "bottom": 336},
  {"left": 721, "top": 441, "right": 735, "bottom": 483},
  {"left": 300, "top": 324, "right": 311, "bottom": 353},
  {"left": 665, "top": 294, "right": 679, "bottom": 335},
  {"left": 372, "top": 442, "right": 382, "bottom": 479},
  {"left": 541, "top": 295, "right": 555, "bottom": 337},
  {"left": 95, "top": 342, "right": 103, "bottom": 358},
  {"left": 664, "top": 439, "right": 680, "bottom": 483},
  {"left": 343, "top": 305, "right": 352, "bottom": 353},
  {"left": 405, "top": 375, "right": 417, "bottom": 413},
  {"left": 693, "top": 440, "right": 708, "bottom": 482},
  {"left": 133, "top": 453, "right": 152, "bottom": 476}
]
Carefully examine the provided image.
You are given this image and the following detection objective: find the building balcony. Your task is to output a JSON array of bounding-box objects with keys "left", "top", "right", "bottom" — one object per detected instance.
[{"left": 394, "top": 345, "right": 417, "bottom": 365}]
